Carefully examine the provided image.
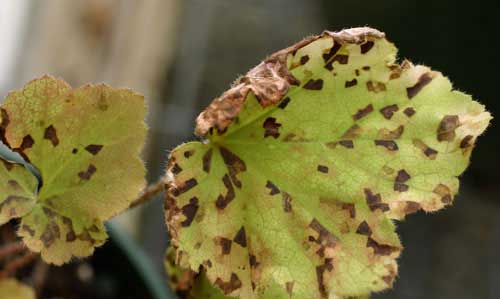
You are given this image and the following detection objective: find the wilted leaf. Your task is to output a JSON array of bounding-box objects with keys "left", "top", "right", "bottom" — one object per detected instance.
[
  {"left": 0, "top": 76, "right": 146, "bottom": 264},
  {"left": 165, "top": 27, "right": 490, "bottom": 298},
  {"left": 0, "top": 279, "right": 35, "bottom": 299}
]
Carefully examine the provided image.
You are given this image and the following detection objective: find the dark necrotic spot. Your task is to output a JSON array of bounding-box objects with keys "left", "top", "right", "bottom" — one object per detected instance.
[
  {"left": 341, "top": 203, "right": 356, "bottom": 218},
  {"left": 171, "top": 163, "right": 182, "bottom": 175},
  {"left": 14, "top": 135, "right": 34, "bottom": 162},
  {"left": 44, "top": 125, "right": 59, "bottom": 146},
  {"left": 407, "top": 72, "right": 434, "bottom": 99},
  {"left": 263, "top": 117, "right": 282, "bottom": 139},
  {"left": 353, "top": 104, "right": 374, "bottom": 120},
  {"left": 219, "top": 237, "right": 232, "bottom": 255},
  {"left": 437, "top": 115, "right": 460, "bottom": 142},
  {"left": 322, "top": 43, "right": 342, "bottom": 62},
  {"left": 303, "top": 79, "right": 324, "bottom": 90},
  {"left": 317, "top": 165, "right": 329, "bottom": 173},
  {"left": 214, "top": 273, "right": 242, "bottom": 295},
  {"left": 72, "top": 148, "right": 78, "bottom": 154},
  {"left": 395, "top": 169, "right": 411, "bottom": 182},
  {"left": 332, "top": 54, "right": 348, "bottom": 65},
  {"left": 338, "top": 140, "right": 354, "bottom": 149},
  {"left": 278, "top": 97, "right": 291, "bottom": 109},
  {"left": 282, "top": 192, "right": 292, "bottom": 213},
  {"left": 404, "top": 201, "right": 421, "bottom": 214},
  {"left": 412, "top": 139, "right": 437, "bottom": 159},
  {"left": 403, "top": 107, "right": 416, "bottom": 117},
  {"left": 40, "top": 221, "right": 61, "bottom": 248},
  {"left": 181, "top": 197, "right": 199, "bottom": 227},
  {"left": 216, "top": 174, "right": 235, "bottom": 210},
  {"left": 233, "top": 226, "right": 247, "bottom": 247},
  {"left": 356, "top": 221, "right": 372, "bottom": 236},
  {"left": 367, "top": 238, "right": 399, "bottom": 256},
  {"left": 22, "top": 225, "right": 35, "bottom": 237},
  {"left": 249, "top": 254, "right": 259, "bottom": 268},
  {"left": 345, "top": 78, "right": 357, "bottom": 88},
  {"left": 360, "top": 41, "right": 375, "bottom": 54},
  {"left": 366, "top": 81, "right": 386, "bottom": 93},
  {"left": 374, "top": 140, "right": 398, "bottom": 151},
  {"left": 0, "top": 108, "right": 10, "bottom": 147},
  {"left": 219, "top": 146, "right": 246, "bottom": 188},
  {"left": 78, "top": 164, "right": 97, "bottom": 180},
  {"left": 364, "top": 189, "right": 389, "bottom": 212},
  {"left": 85, "top": 144, "right": 103, "bottom": 155},
  {"left": 380, "top": 104, "right": 399, "bottom": 120},
  {"left": 183, "top": 150, "right": 194, "bottom": 158},
  {"left": 362, "top": 66, "right": 371, "bottom": 71},
  {"left": 266, "top": 180, "right": 280, "bottom": 195},
  {"left": 300, "top": 55, "right": 309, "bottom": 65},
  {"left": 394, "top": 183, "right": 409, "bottom": 192},
  {"left": 202, "top": 148, "right": 213, "bottom": 173},
  {"left": 460, "top": 135, "right": 474, "bottom": 148},
  {"left": 171, "top": 178, "right": 198, "bottom": 196}
]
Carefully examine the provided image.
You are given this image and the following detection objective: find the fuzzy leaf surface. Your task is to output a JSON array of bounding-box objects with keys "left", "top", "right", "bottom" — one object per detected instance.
[
  {"left": 0, "top": 76, "right": 146, "bottom": 264},
  {"left": 166, "top": 27, "right": 490, "bottom": 298}
]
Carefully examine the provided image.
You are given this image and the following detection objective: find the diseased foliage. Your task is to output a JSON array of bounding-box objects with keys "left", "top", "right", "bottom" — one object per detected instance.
[
  {"left": 0, "top": 278, "right": 35, "bottom": 299},
  {"left": 0, "top": 76, "right": 146, "bottom": 265},
  {"left": 165, "top": 28, "right": 490, "bottom": 298}
]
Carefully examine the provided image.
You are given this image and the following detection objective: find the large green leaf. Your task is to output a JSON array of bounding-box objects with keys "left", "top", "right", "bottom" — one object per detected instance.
[
  {"left": 165, "top": 27, "right": 490, "bottom": 298},
  {"left": 0, "top": 76, "right": 146, "bottom": 264}
]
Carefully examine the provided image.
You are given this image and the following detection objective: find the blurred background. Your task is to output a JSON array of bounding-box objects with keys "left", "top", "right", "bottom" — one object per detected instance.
[{"left": 0, "top": 1, "right": 498, "bottom": 298}]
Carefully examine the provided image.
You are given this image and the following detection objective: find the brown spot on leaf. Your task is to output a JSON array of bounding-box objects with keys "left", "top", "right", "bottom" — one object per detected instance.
[
  {"left": 403, "top": 107, "right": 416, "bottom": 117},
  {"left": 40, "top": 221, "right": 61, "bottom": 248},
  {"left": 394, "top": 169, "right": 411, "bottom": 192},
  {"left": 171, "top": 178, "right": 198, "bottom": 197},
  {"left": 404, "top": 201, "right": 421, "bottom": 214},
  {"left": 412, "top": 139, "right": 438, "bottom": 159},
  {"left": 85, "top": 144, "right": 103, "bottom": 155},
  {"left": 303, "top": 79, "right": 324, "bottom": 90},
  {"left": 407, "top": 72, "right": 434, "bottom": 99},
  {"left": 249, "top": 254, "right": 259, "bottom": 268},
  {"left": 433, "top": 184, "right": 453, "bottom": 204},
  {"left": 460, "top": 135, "right": 474, "bottom": 149},
  {"left": 72, "top": 148, "right": 78, "bottom": 154},
  {"left": 322, "top": 43, "right": 342, "bottom": 62},
  {"left": 437, "top": 115, "right": 460, "bottom": 142},
  {"left": 219, "top": 147, "right": 246, "bottom": 188},
  {"left": 366, "top": 81, "right": 386, "bottom": 93},
  {"left": 317, "top": 165, "right": 329, "bottom": 173},
  {"left": 282, "top": 192, "right": 292, "bottom": 212},
  {"left": 78, "top": 164, "right": 97, "bottom": 180},
  {"left": 216, "top": 175, "right": 235, "bottom": 210},
  {"left": 367, "top": 238, "right": 399, "bottom": 256},
  {"left": 181, "top": 197, "right": 199, "bottom": 227},
  {"left": 300, "top": 55, "right": 309, "bottom": 65},
  {"left": 0, "top": 108, "right": 10, "bottom": 147},
  {"left": 214, "top": 273, "right": 242, "bottom": 295},
  {"left": 233, "top": 226, "right": 247, "bottom": 247},
  {"left": 263, "top": 117, "right": 282, "bottom": 139},
  {"left": 360, "top": 41, "right": 375, "bottom": 54},
  {"left": 0, "top": 195, "right": 31, "bottom": 213},
  {"left": 171, "top": 163, "right": 182, "bottom": 175},
  {"left": 364, "top": 189, "right": 389, "bottom": 212},
  {"left": 218, "top": 237, "right": 232, "bottom": 255},
  {"left": 353, "top": 104, "right": 374, "bottom": 120},
  {"left": 309, "top": 219, "right": 337, "bottom": 252},
  {"left": 14, "top": 135, "right": 34, "bottom": 162},
  {"left": 356, "top": 221, "right": 372, "bottom": 236},
  {"left": 380, "top": 104, "right": 399, "bottom": 120},
  {"left": 338, "top": 140, "right": 354, "bottom": 148},
  {"left": 278, "top": 97, "right": 291, "bottom": 109},
  {"left": 0, "top": 158, "right": 13, "bottom": 171},
  {"left": 341, "top": 203, "right": 356, "bottom": 218},
  {"left": 342, "top": 124, "right": 362, "bottom": 139},
  {"left": 286, "top": 281, "right": 294, "bottom": 296},
  {"left": 22, "top": 225, "right": 35, "bottom": 237},
  {"left": 379, "top": 125, "right": 404, "bottom": 139},
  {"left": 183, "top": 150, "right": 194, "bottom": 158},
  {"left": 266, "top": 180, "right": 280, "bottom": 195},
  {"left": 374, "top": 140, "right": 398, "bottom": 151},
  {"left": 202, "top": 149, "right": 213, "bottom": 173},
  {"left": 345, "top": 78, "right": 357, "bottom": 88},
  {"left": 44, "top": 125, "right": 59, "bottom": 146}
]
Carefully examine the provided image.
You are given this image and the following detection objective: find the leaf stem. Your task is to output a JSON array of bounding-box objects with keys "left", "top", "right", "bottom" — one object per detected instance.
[
  {"left": 129, "top": 177, "right": 167, "bottom": 209},
  {"left": 0, "top": 252, "right": 38, "bottom": 279},
  {"left": 0, "top": 242, "right": 25, "bottom": 260}
]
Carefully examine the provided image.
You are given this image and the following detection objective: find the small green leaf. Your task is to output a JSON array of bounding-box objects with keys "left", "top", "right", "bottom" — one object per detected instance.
[
  {"left": 0, "top": 76, "right": 146, "bottom": 265},
  {"left": 165, "top": 28, "right": 490, "bottom": 298},
  {"left": 0, "top": 278, "right": 35, "bottom": 299}
]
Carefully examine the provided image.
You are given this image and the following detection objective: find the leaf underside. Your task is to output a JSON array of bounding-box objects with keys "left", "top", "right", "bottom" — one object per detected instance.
[
  {"left": 0, "top": 76, "right": 146, "bottom": 265},
  {"left": 165, "top": 27, "right": 491, "bottom": 298}
]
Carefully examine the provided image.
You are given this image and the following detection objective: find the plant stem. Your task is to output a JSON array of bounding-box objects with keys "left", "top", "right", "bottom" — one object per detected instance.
[
  {"left": 0, "top": 242, "right": 25, "bottom": 260},
  {"left": 0, "top": 252, "right": 38, "bottom": 279},
  {"left": 129, "top": 177, "right": 167, "bottom": 209}
]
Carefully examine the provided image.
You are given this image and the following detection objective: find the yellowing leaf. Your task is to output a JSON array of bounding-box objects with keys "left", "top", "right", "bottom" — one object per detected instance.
[
  {"left": 165, "top": 28, "right": 490, "bottom": 298},
  {"left": 0, "top": 279, "right": 35, "bottom": 299},
  {"left": 0, "top": 76, "right": 146, "bottom": 265}
]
